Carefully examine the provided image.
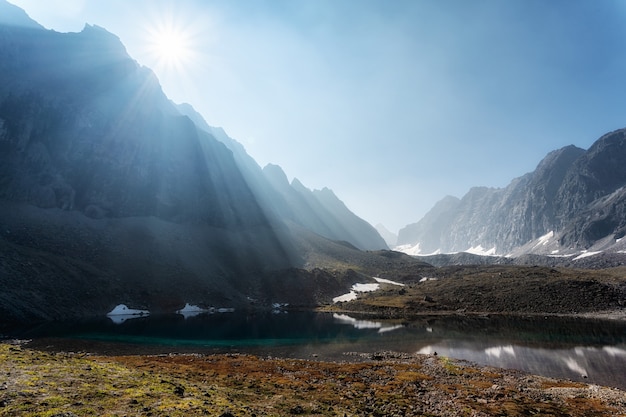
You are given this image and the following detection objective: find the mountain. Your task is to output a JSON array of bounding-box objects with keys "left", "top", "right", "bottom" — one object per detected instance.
[
  {"left": 398, "top": 129, "right": 626, "bottom": 257},
  {"left": 176, "top": 103, "right": 388, "bottom": 251},
  {"left": 0, "top": 0, "right": 43, "bottom": 29},
  {"left": 375, "top": 223, "right": 397, "bottom": 247},
  {"left": 396, "top": 195, "right": 461, "bottom": 253},
  {"left": 0, "top": 4, "right": 386, "bottom": 321}
]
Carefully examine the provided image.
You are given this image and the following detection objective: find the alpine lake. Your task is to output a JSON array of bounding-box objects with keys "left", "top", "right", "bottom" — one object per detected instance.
[{"left": 6, "top": 311, "right": 626, "bottom": 390}]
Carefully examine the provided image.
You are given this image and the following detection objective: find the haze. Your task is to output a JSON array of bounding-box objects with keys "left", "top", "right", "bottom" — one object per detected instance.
[{"left": 9, "top": 0, "right": 626, "bottom": 233}]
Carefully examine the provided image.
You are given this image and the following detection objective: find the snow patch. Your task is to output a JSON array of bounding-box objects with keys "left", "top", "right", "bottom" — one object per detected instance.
[
  {"left": 332, "top": 277, "right": 405, "bottom": 304},
  {"left": 373, "top": 277, "right": 405, "bottom": 286},
  {"left": 393, "top": 243, "right": 441, "bottom": 256},
  {"left": 333, "top": 282, "right": 380, "bottom": 303},
  {"left": 352, "top": 283, "right": 379, "bottom": 292},
  {"left": 535, "top": 231, "right": 554, "bottom": 247},
  {"left": 176, "top": 303, "right": 210, "bottom": 319},
  {"left": 106, "top": 304, "right": 149, "bottom": 324},
  {"left": 332, "top": 292, "right": 358, "bottom": 303},
  {"left": 419, "top": 277, "right": 438, "bottom": 283},
  {"left": 465, "top": 245, "right": 497, "bottom": 256},
  {"left": 573, "top": 251, "right": 602, "bottom": 260}
]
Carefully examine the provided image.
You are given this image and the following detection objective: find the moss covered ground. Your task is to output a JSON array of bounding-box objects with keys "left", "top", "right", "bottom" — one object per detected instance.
[{"left": 2, "top": 342, "right": 626, "bottom": 416}]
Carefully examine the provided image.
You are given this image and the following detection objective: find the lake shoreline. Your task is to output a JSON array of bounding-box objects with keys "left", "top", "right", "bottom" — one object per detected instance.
[{"left": 318, "top": 306, "right": 626, "bottom": 321}]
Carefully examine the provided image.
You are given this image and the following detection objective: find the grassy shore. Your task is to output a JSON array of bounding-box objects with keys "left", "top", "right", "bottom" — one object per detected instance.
[{"left": 1, "top": 341, "right": 626, "bottom": 417}]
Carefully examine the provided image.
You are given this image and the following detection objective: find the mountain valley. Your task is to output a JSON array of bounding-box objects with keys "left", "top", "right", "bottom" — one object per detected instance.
[{"left": 1, "top": 0, "right": 626, "bottom": 327}]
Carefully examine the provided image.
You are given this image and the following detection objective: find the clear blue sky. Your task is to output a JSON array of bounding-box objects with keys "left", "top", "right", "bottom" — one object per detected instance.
[{"left": 8, "top": 0, "right": 626, "bottom": 233}]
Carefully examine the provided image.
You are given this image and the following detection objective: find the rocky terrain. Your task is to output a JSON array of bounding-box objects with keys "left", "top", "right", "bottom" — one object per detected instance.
[
  {"left": 397, "top": 129, "right": 626, "bottom": 256},
  {"left": 2, "top": 342, "right": 626, "bottom": 416},
  {"left": 329, "top": 264, "right": 626, "bottom": 319}
]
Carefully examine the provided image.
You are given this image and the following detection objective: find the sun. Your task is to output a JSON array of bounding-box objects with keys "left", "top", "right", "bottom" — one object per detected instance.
[
  {"left": 139, "top": 5, "right": 213, "bottom": 88},
  {"left": 152, "top": 29, "right": 190, "bottom": 64},
  {"left": 142, "top": 10, "right": 199, "bottom": 74}
]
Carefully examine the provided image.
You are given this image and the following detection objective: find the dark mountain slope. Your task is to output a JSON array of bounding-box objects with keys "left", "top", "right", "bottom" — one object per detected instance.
[
  {"left": 0, "top": 18, "right": 303, "bottom": 320},
  {"left": 558, "top": 185, "right": 626, "bottom": 248},
  {"left": 176, "top": 103, "right": 388, "bottom": 251},
  {"left": 555, "top": 129, "right": 626, "bottom": 223},
  {"left": 0, "top": 4, "right": 395, "bottom": 322}
]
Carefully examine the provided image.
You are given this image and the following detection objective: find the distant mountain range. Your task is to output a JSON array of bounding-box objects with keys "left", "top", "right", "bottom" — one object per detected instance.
[
  {"left": 0, "top": 1, "right": 387, "bottom": 321},
  {"left": 397, "top": 129, "right": 626, "bottom": 257}
]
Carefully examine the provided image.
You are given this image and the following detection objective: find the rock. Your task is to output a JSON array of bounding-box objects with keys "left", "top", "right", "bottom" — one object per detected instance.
[{"left": 173, "top": 385, "right": 185, "bottom": 397}]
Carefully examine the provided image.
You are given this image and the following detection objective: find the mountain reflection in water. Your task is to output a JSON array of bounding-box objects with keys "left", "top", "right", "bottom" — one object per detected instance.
[{"left": 7, "top": 312, "right": 626, "bottom": 390}]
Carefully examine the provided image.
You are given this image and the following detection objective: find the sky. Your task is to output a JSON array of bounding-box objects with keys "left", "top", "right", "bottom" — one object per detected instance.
[{"left": 7, "top": 0, "right": 626, "bottom": 233}]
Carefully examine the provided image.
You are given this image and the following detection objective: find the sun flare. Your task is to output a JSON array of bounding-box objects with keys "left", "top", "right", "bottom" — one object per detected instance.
[
  {"left": 153, "top": 29, "right": 189, "bottom": 63},
  {"left": 143, "top": 17, "right": 197, "bottom": 73}
]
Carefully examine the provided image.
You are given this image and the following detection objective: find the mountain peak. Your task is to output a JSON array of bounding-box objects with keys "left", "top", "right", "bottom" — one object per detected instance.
[
  {"left": 0, "top": 0, "right": 43, "bottom": 29},
  {"left": 263, "top": 164, "right": 290, "bottom": 189},
  {"left": 398, "top": 127, "right": 626, "bottom": 256},
  {"left": 535, "top": 144, "right": 584, "bottom": 174}
]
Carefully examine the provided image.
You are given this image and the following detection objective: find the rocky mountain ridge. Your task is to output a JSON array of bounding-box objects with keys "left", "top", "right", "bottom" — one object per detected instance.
[
  {"left": 398, "top": 129, "right": 626, "bottom": 257},
  {"left": 0, "top": 2, "right": 387, "bottom": 322},
  {"left": 176, "top": 103, "right": 387, "bottom": 251}
]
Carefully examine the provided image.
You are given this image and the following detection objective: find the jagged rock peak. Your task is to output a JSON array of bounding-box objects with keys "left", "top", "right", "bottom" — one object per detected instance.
[
  {"left": 0, "top": 0, "right": 43, "bottom": 29},
  {"left": 534, "top": 144, "right": 585, "bottom": 172},
  {"left": 398, "top": 127, "right": 626, "bottom": 257},
  {"left": 313, "top": 187, "right": 338, "bottom": 199},
  {"left": 290, "top": 177, "right": 308, "bottom": 192}
]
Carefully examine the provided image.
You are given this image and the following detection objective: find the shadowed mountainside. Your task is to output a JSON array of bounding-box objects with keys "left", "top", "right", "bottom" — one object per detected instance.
[
  {"left": 0, "top": 4, "right": 389, "bottom": 322},
  {"left": 177, "top": 103, "right": 388, "bottom": 251}
]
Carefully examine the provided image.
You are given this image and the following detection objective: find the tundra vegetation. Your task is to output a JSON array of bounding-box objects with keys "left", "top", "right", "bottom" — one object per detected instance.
[{"left": 1, "top": 342, "right": 626, "bottom": 416}]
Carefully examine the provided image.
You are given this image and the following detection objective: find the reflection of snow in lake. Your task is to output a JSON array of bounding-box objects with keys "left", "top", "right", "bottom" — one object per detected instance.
[
  {"left": 333, "top": 313, "right": 403, "bottom": 333},
  {"left": 15, "top": 309, "right": 626, "bottom": 390},
  {"left": 414, "top": 342, "right": 626, "bottom": 385},
  {"left": 485, "top": 345, "right": 516, "bottom": 358},
  {"left": 603, "top": 346, "right": 626, "bottom": 357},
  {"left": 564, "top": 356, "right": 587, "bottom": 378}
]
